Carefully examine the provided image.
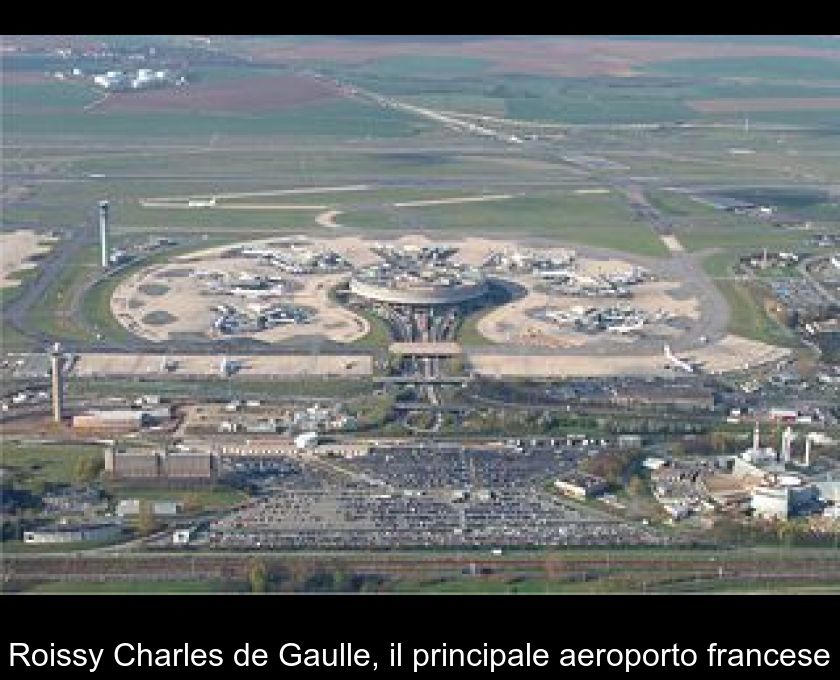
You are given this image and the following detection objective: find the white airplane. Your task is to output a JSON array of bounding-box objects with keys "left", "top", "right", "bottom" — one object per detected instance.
[
  {"left": 187, "top": 196, "right": 216, "bottom": 208},
  {"left": 243, "top": 284, "right": 287, "bottom": 299},
  {"left": 663, "top": 344, "right": 697, "bottom": 373},
  {"left": 607, "top": 320, "right": 645, "bottom": 334}
]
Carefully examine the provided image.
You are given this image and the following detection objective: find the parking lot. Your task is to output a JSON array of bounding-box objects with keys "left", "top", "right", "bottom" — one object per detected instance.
[{"left": 205, "top": 444, "right": 665, "bottom": 549}]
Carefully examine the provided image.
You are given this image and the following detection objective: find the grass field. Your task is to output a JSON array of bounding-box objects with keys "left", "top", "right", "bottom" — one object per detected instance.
[
  {"left": 347, "top": 55, "right": 492, "bottom": 78},
  {"left": 714, "top": 279, "right": 798, "bottom": 347},
  {"left": 0, "top": 321, "right": 34, "bottom": 351},
  {"left": 104, "top": 485, "right": 248, "bottom": 512},
  {"left": 346, "top": 306, "right": 393, "bottom": 349},
  {"left": 3, "top": 99, "right": 426, "bottom": 139},
  {"left": 699, "top": 251, "right": 800, "bottom": 347},
  {"left": 1, "top": 442, "right": 104, "bottom": 493},
  {"left": 27, "top": 245, "right": 99, "bottom": 341},
  {"left": 24, "top": 579, "right": 244, "bottom": 593},
  {"left": 676, "top": 226, "right": 806, "bottom": 253},
  {"left": 344, "top": 193, "right": 668, "bottom": 256}
]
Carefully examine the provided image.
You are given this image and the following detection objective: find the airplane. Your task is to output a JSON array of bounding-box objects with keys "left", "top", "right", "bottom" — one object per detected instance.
[
  {"left": 606, "top": 320, "right": 645, "bottom": 334},
  {"left": 187, "top": 196, "right": 216, "bottom": 208},
  {"left": 663, "top": 344, "right": 700, "bottom": 373}
]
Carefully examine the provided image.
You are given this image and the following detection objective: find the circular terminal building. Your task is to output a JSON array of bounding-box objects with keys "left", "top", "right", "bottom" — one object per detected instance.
[{"left": 349, "top": 245, "right": 488, "bottom": 306}]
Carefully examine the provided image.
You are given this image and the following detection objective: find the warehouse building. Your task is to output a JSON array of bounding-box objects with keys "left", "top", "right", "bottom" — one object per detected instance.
[
  {"left": 23, "top": 522, "right": 122, "bottom": 545},
  {"left": 105, "top": 448, "right": 217, "bottom": 482},
  {"left": 554, "top": 473, "right": 608, "bottom": 500},
  {"left": 116, "top": 499, "right": 181, "bottom": 517},
  {"left": 71, "top": 406, "right": 172, "bottom": 433},
  {"left": 751, "top": 485, "right": 819, "bottom": 520}
]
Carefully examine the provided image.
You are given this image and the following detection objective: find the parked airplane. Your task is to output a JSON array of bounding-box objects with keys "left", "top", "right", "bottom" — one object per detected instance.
[{"left": 663, "top": 344, "right": 698, "bottom": 373}]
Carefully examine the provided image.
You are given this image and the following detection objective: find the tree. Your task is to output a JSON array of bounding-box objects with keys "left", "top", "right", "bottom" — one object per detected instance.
[
  {"left": 248, "top": 558, "right": 269, "bottom": 593},
  {"left": 776, "top": 520, "right": 795, "bottom": 549},
  {"left": 137, "top": 500, "right": 159, "bottom": 537},
  {"left": 74, "top": 454, "right": 104, "bottom": 485},
  {"left": 447, "top": 356, "right": 465, "bottom": 376},
  {"left": 627, "top": 475, "right": 646, "bottom": 497},
  {"left": 710, "top": 431, "right": 729, "bottom": 454},
  {"left": 182, "top": 492, "right": 204, "bottom": 514}
]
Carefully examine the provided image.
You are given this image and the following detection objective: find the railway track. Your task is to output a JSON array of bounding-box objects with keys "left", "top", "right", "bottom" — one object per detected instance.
[{"left": 6, "top": 552, "right": 840, "bottom": 584}]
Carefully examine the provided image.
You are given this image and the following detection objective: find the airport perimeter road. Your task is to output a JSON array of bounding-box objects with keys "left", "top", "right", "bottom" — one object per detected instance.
[{"left": 4, "top": 222, "right": 96, "bottom": 347}]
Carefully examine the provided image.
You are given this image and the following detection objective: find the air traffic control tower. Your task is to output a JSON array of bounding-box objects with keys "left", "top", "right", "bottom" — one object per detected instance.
[
  {"left": 50, "top": 343, "right": 65, "bottom": 423},
  {"left": 98, "top": 200, "right": 110, "bottom": 268}
]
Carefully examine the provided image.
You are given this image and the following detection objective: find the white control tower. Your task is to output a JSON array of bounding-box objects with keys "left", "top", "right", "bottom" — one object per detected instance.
[{"left": 98, "top": 200, "right": 110, "bottom": 268}]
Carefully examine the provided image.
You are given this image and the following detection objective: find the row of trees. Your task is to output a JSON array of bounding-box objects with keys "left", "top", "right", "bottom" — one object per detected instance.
[{"left": 246, "top": 559, "right": 385, "bottom": 593}]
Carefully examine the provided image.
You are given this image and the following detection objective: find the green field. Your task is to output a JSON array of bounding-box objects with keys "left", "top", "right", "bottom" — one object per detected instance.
[
  {"left": 344, "top": 193, "right": 668, "bottom": 256},
  {"left": 24, "top": 579, "right": 243, "bottom": 594},
  {"left": 715, "top": 279, "right": 798, "bottom": 347},
  {"left": 347, "top": 55, "right": 491, "bottom": 78},
  {"left": 1, "top": 442, "right": 104, "bottom": 493},
  {"left": 26, "top": 246, "right": 99, "bottom": 342},
  {"left": 3, "top": 99, "right": 426, "bottom": 139},
  {"left": 3, "top": 80, "right": 101, "bottom": 110},
  {"left": 645, "top": 56, "right": 840, "bottom": 82},
  {"left": 104, "top": 485, "right": 248, "bottom": 512}
]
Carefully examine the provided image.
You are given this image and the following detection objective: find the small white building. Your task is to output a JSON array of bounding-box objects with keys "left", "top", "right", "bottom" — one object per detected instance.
[
  {"left": 172, "top": 529, "right": 193, "bottom": 545},
  {"left": 116, "top": 499, "right": 181, "bottom": 517}
]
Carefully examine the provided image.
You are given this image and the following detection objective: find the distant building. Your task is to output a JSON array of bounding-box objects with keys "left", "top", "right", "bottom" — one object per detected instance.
[
  {"left": 610, "top": 385, "right": 714, "bottom": 410},
  {"left": 105, "top": 448, "right": 217, "bottom": 482},
  {"left": 173, "top": 528, "right": 193, "bottom": 545},
  {"left": 617, "top": 434, "right": 643, "bottom": 449},
  {"left": 72, "top": 406, "right": 171, "bottom": 433},
  {"left": 23, "top": 522, "right": 121, "bottom": 545},
  {"left": 116, "top": 499, "right": 181, "bottom": 517},
  {"left": 554, "top": 473, "right": 608, "bottom": 500},
  {"left": 751, "top": 485, "right": 819, "bottom": 520},
  {"left": 295, "top": 431, "right": 319, "bottom": 450}
]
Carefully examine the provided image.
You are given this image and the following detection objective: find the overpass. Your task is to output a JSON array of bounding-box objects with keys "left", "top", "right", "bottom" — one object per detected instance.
[
  {"left": 389, "top": 342, "right": 462, "bottom": 357},
  {"left": 375, "top": 376, "right": 469, "bottom": 385}
]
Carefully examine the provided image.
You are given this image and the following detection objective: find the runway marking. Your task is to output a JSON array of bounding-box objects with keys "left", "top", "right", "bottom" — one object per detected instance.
[
  {"left": 392, "top": 194, "right": 513, "bottom": 208},
  {"left": 142, "top": 184, "right": 371, "bottom": 203}
]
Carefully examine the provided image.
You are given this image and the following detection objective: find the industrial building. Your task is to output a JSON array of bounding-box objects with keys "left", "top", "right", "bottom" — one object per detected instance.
[
  {"left": 92, "top": 68, "right": 176, "bottom": 91},
  {"left": 610, "top": 384, "right": 715, "bottom": 410},
  {"left": 104, "top": 448, "right": 217, "bottom": 482},
  {"left": 554, "top": 473, "right": 608, "bottom": 500},
  {"left": 71, "top": 406, "right": 172, "bottom": 433},
  {"left": 751, "top": 485, "right": 819, "bottom": 521},
  {"left": 116, "top": 499, "right": 182, "bottom": 517},
  {"left": 23, "top": 522, "right": 122, "bottom": 545}
]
